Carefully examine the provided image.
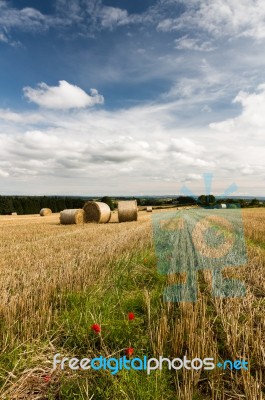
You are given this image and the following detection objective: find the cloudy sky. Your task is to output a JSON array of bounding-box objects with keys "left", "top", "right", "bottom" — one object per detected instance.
[{"left": 0, "top": 0, "right": 264, "bottom": 196}]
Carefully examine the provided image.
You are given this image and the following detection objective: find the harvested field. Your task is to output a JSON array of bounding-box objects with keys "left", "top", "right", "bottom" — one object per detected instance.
[{"left": 0, "top": 208, "right": 264, "bottom": 399}]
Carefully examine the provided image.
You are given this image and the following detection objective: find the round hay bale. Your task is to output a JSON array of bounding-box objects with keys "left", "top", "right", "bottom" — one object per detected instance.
[
  {"left": 40, "top": 208, "right": 52, "bottom": 216},
  {"left": 60, "top": 209, "right": 84, "bottom": 225},
  {"left": 11, "top": 212, "right": 17, "bottom": 216},
  {"left": 146, "top": 206, "right": 153, "bottom": 212},
  {"left": 118, "top": 200, "right": 138, "bottom": 222},
  {"left": 83, "top": 201, "right": 111, "bottom": 224}
]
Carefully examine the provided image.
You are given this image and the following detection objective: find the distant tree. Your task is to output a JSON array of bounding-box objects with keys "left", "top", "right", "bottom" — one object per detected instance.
[
  {"left": 250, "top": 198, "right": 260, "bottom": 206},
  {"left": 227, "top": 204, "right": 238, "bottom": 209},
  {"left": 47, "top": 197, "right": 57, "bottom": 212},
  {"left": 65, "top": 198, "right": 74, "bottom": 209},
  {"left": 197, "top": 195, "right": 216, "bottom": 206},
  {"left": 217, "top": 198, "right": 235, "bottom": 204},
  {"left": 0, "top": 195, "right": 94, "bottom": 215},
  {"left": 227, "top": 198, "right": 237, "bottom": 204},
  {"left": 138, "top": 199, "right": 146, "bottom": 206},
  {"left": 230, "top": 198, "right": 247, "bottom": 208},
  {"left": 176, "top": 196, "right": 196, "bottom": 205},
  {"left": 73, "top": 198, "right": 85, "bottom": 209},
  {"left": 57, "top": 197, "right": 67, "bottom": 211},
  {"left": 0, "top": 197, "right": 14, "bottom": 215},
  {"left": 13, "top": 198, "right": 24, "bottom": 215},
  {"left": 101, "top": 196, "right": 115, "bottom": 210}
]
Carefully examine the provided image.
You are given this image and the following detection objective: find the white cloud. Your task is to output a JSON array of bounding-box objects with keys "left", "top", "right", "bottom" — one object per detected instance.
[
  {"left": 0, "top": 0, "right": 158, "bottom": 41},
  {"left": 0, "top": 1, "right": 49, "bottom": 32},
  {"left": 0, "top": 168, "right": 9, "bottom": 177},
  {"left": 158, "top": 0, "right": 265, "bottom": 40},
  {"left": 0, "top": 0, "right": 74, "bottom": 44},
  {"left": 157, "top": 18, "right": 174, "bottom": 32},
  {"left": 1, "top": 0, "right": 265, "bottom": 45},
  {"left": 0, "top": 109, "right": 44, "bottom": 124},
  {"left": 23, "top": 80, "right": 104, "bottom": 109},
  {"left": 169, "top": 138, "right": 204, "bottom": 155},
  {"left": 187, "top": 173, "right": 202, "bottom": 181},
  {"left": 210, "top": 84, "right": 265, "bottom": 133},
  {"left": 99, "top": 6, "right": 128, "bottom": 28},
  {"left": 162, "top": 59, "right": 227, "bottom": 102},
  {"left": 0, "top": 91, "right": 215, "bottom": 193},
  {"left": 53, "top": 0, "right": 149, "bottom": 34},
  {"left": 0, "top": 32, "right": 8, "bottom": 43},
  {"left": 0, "top": 81, "right": 264, "bottom": 195},
  {"left": 175, "top": 36, "right": 214, "bottom": 52}
]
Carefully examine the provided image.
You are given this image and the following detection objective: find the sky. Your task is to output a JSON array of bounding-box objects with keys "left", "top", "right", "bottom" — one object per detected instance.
[{"left": 0, "top": 0, "right": 264, "bottom": 196}]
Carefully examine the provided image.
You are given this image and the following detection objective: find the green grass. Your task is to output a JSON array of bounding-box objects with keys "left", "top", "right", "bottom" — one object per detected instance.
[
  {"left": 54, "top": 368, "right": 175, "bottom": 400},
  {"left": 54, "top": 249, "right": 164, "bottom": 352},
  {"left": 247, "top": 237, "right": 265, "bottom": 250}
]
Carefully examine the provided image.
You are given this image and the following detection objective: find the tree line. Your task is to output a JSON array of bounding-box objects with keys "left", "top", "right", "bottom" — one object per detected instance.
[
  {"left": 0, "top": 196, "right": 87, "bottom": 215},
  {"left": 0, "top": 194, "right": 263, "bottom": 215}
]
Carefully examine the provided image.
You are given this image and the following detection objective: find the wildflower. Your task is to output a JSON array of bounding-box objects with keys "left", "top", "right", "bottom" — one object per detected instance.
[
  {"left": 44, "top": 375, "right": 51, "bottom": 383},
  {"left": 91, "top": 323, "right": 101, "bottom": 334},
  {"left": 125, "top": 347, "right": 134, "bottom": 357},
  {"left": 128, "top": 312, "right": 135, "bottom": 321}
]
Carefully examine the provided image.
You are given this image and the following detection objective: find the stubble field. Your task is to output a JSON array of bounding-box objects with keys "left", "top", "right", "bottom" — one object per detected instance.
[{"left": 0, "top": 208, "right": 264, "bottom": 399}]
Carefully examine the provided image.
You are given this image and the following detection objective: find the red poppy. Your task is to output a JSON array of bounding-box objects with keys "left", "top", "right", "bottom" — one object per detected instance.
[
  {"left": 44, "top": 375, "right": 51, "bottom": 383},
  {"left": 128, "top": 312, "right": 135, "bottom": 321},
  {"left": 125, "top": 347, "right": 134, "bottom": 357},
  {"left": 91, "top": 323, "right": 101, "bottom": 334}
]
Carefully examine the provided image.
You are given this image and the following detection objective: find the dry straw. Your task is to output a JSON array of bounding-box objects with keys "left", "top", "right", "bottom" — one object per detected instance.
[
  {"left": 60, "top": 209, "right": 84, "bottom": 225},
  {"left": 146, "top": 206, "right": 153, "bottom": 212},
  {"left": 118, "top": 200, "right": 138, "bottom": 222},
  {"left": 40, "top": 208, "right": 52, "bottom": 216},
  {"left": 83, "top": 201, "right": 111, "bottom": 223}
]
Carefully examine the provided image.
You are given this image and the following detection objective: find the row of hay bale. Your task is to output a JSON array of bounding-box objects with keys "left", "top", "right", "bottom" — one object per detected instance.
[
  {"left": 39, "top": 201, "right": 139, "bottom": 225},
  {"left": 58, "top": 200, "right": 138, "bottom": 225}
]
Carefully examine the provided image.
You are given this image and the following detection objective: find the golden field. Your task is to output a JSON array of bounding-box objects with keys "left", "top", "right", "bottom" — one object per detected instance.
[{"left": 0, "top": 208, "right": 264, "bottom": 399}]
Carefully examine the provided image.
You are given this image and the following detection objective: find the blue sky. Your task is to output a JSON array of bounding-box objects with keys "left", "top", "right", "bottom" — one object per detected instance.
[{"left": 0, "top": 0, "right": 265, "bottom": 196}]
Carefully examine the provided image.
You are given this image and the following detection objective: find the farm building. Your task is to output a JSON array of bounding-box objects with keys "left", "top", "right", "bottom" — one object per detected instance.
[{"left": 217, "top": 204, "right": 227, "bottom": 209}]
